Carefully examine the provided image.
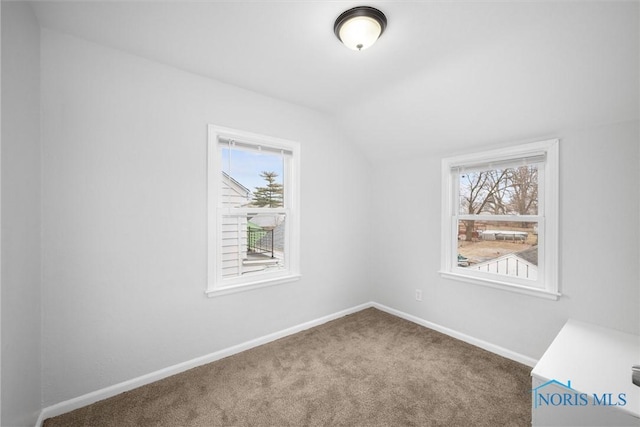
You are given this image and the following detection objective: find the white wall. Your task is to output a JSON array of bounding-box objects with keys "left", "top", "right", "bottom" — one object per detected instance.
[
  {"left": 40, "top": 29, "right": 372, "bottom": 406},
  {"left": 1, "top": 3, "right": 3, "bottom": 423},
  {"left": 371, "top": 120, "right": 640, "bottom": 360},
  {"left": 1, "top": 3, "right": 42, "bottom": 426},
  {"left": 1, "top": 4, "right": 3, "bottom": 422}
]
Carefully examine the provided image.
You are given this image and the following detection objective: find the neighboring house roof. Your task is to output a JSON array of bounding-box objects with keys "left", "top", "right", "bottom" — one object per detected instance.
[
  {"left": 473, "top": 252, "right": 537, "bottom": 269},
  {"left": 471, "top": 250, "right": 538, "bottom": 280},
  {"left": 516, "top": 246, "right": 538, "bottom": 265},
  {"left": 473, "top": 247, "right": 538, "bottom": 268},
  {"left": 222, "top": 171, "right": 250, "bottom": 197}
]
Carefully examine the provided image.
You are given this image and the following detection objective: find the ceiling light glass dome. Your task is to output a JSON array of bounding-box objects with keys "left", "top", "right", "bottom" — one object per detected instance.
[{"left": 334, "top": 6, "right": 387, "bottom": 51}]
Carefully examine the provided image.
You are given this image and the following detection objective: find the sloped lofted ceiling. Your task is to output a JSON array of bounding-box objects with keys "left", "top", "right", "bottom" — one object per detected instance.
[{"left": 31, "top": 1, "right": 639, "bottom": 162}]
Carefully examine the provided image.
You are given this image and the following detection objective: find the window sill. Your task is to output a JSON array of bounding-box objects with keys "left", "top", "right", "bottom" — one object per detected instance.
[
  {"left": 206, "top": 274, "right": 301, "bottom": 298},
  {"left": 439, "top": 271, "right": 560, "bottom": 300}
]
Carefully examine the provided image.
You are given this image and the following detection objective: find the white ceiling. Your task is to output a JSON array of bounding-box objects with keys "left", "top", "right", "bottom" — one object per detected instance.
[{"left": 31, "top": 1, "right": 639, "bottom": 161}]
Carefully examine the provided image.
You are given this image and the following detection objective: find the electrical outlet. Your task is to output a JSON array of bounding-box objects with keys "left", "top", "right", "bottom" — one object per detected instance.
[{"left": 415, "top": 289, "right": 422, "bottom": 301}]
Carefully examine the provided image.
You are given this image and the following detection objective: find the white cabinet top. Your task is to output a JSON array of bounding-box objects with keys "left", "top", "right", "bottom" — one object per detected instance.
[{"left": 532, "top": 319, "right": 640, "bottom": 418}]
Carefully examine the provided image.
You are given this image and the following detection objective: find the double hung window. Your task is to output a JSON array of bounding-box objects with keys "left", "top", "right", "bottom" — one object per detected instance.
[
  {"left": 440, "top": 139, "right": 559, "bottom": 299},
  {"left": 207, "top": 125, "right": 300, "bottom": 296}
]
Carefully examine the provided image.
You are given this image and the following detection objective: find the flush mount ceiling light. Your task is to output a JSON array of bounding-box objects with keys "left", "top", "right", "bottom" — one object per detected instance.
[{"left": 334, "top": 6, "right": 387, "bottom": 51}]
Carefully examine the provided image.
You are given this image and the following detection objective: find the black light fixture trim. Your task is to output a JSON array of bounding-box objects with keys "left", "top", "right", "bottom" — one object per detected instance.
[{"left": 333, "top": 6, "right": 388, "bottom": 42}]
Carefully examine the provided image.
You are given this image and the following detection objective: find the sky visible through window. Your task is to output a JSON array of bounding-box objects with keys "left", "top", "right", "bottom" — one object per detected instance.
[{"left": 222, "top": 148, "right": 284, "bottom": 196}]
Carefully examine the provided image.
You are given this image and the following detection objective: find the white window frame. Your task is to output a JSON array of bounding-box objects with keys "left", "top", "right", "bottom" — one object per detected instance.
[
  {"left": 440, "top": 139, "right": 560, "bottom": 300},
  {"left": 207, "top": 125, "right": 301, "bottom": 297}
]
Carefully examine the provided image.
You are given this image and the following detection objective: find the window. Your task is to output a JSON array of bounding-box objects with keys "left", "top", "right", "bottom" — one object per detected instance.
[
  {"left": 440, "top": 139, "right": 559, "bottom": 299},
  {"left": 207, "top": 125, "right": 300, "bottom": 296}
]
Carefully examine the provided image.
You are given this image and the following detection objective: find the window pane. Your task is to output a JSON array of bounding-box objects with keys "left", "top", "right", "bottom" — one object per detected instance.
[
  {"left": 221, "top": 148, "right": 285, "bottom": 208},
  {"left": 221, "top": 213, "right": 286, "bottom": 279},
  {"left": 457, "top": 220, "right": 538, "bottom": 281},
  {"left": 458, "top": 165, "right": 538, "bottom": 215}
]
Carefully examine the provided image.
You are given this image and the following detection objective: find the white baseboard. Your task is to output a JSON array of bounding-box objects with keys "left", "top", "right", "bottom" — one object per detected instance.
[
  {"left": 371, "top": 302, "right": 538, "bottom": 368},
  {"left": 37, "top": 302, "right": 373, "bottom": 426},
  {"left": 37, "top": 301, "right": 537, "bottom": 426}
]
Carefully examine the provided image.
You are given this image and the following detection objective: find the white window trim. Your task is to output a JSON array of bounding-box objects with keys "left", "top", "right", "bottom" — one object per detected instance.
[
  {"left": 439, "top": 139, "right": 560, "bottom": 300},
  {"left": 207, "top": 125, "right": 301, "bottom": 297}
]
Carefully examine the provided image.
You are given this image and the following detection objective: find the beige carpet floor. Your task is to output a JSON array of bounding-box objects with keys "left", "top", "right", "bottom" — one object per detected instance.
[{"left": 44, "top": 308, "right": 532, "bottom": 426}]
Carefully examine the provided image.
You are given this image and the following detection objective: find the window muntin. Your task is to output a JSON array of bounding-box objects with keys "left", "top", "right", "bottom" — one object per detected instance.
[
  {"left": 208, "top": 126, "right": 300, "bottom": 296},
  {"left": 441, "top": 140, "right": 559, "bottom": 299}
]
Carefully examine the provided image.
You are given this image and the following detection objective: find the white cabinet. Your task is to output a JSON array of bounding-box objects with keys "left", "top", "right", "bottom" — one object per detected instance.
[{"left": 531, "top": 320, "right": 640, "bottom": 426}]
